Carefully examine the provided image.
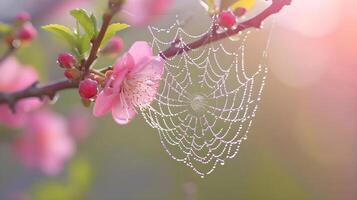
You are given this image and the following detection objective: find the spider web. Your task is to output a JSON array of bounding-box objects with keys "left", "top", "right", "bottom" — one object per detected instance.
[{"left": 141, "top": 14, "right": 273, "bottom": 177}]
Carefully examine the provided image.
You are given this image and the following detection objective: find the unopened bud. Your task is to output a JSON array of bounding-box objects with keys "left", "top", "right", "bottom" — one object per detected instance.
[
  {"left": 218, "top": 11, "right": 236, "bottom": 29},
  {"left": 15, "top": 11, "right": 31, "bottom": 23},
  {"left": 234, "top": 7, "right": 247, "bottom": 17},
  {"left": 79, "top": 79, "right": 98, "bottom": 99},
  {"left": 102, "top": 36, "right": 123, "bottom": 56},
  {"left": 58, "top": 53, "right": 76, "bottom": 68},
  {"left": 64, "top": 69, "right": 81, "bottom": 80},
  {"left": 16, "top": 22, "right": 37, "bottom": 42}
]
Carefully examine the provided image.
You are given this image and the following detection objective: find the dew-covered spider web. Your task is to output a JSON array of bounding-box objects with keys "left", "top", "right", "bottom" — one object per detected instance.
[{"left": 141, "top": 10, "right": 273, "bottom": 177}]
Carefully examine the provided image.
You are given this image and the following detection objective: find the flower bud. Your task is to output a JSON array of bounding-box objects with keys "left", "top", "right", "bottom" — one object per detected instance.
[
  {"left": 79, "top": 79, "right": 98, "bottom": 99},
  {"left": 64, "top": 69, "right": 81, "bottom": 80},
  {"left": 234, "top": 7, "right": 247, "bottom": 17},
  {"left": 89, "top": 73, "right": 104, "bottom": 85},
  {"left": 105, "top": 70, "right": 113, "bottom": 79},
  {"left": 16, "top": 23, "right": 37, "bottom": 42},
  {"left": 15, "top": 11, "right": 31, "bottom": 23},
  {"left": 57, "top": 53, "right": 76, "bottom": 68},
  {"left": 218, "top": 11, "right": 236, "bottom": 29},
  {"left": 102, "top": 36, "right": 123, "bottom": 56}
]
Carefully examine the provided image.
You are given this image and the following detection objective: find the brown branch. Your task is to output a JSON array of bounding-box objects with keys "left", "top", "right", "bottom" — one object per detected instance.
[
  {"left": 82, "top": 13, "right": 113, "bottom": 75},
  {"left": 161, "top": 0, "right": 291, "bottom": 58},
  {"left": 0, "top": 80, "right": 78, "bottom": 112},
  {"left": 0, "top": 0, "right": 291, "bottom": 110}
]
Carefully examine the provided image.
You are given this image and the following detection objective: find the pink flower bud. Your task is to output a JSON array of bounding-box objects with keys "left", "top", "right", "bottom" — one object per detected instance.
[
  {"left": 218, "top": 11, "right": 236, "bottom": 29},
  {"left": 89, "top": 73, "right": 104, "bottom": 85},
  {"left": 57, "top": 53, "right": 76, "bottom": 68},
  {"left": 16, "top": 23, "right": 37, "bottom": 42},
  {"left": 15, "top": 11, "right": 31, "bottom": 23},
  {"left": 103, "top": 36, "right": 123, "bottom": 56},
  {"left": 64, "top": 69, "right": 80, "bottom": 80},
  {"left": 234, "top": 7, "right": 247, "bottom": 17},
  {"left": 79, "top": 79, "right": 98, "bottom": 99}
]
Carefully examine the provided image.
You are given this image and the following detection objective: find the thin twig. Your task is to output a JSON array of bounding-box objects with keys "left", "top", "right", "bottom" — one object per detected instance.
[
  {"left": 0, "top": 80, "right": 78, "bottom": 112},
  {"left": 82, "top": 13, "right": 114, "bottom": 75},
  {"left": 0, "top": 0, "right": 291, "bottom": 109},
  {"left": 160, "top": 0, "right": 291, "bottom": 58}
]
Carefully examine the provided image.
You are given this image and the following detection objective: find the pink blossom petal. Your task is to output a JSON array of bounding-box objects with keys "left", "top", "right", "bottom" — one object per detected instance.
[
  {"left": 0, "top": 105, "right": 26, "bottom": 128},
  {"left": 93, "top": 90, "right": 116, "bottom": 117},
  {"left": 12, "top": 110, "right": 74, "bottom": 176},
  {"left": 0, "top": 98, "right": 42, "bottom": 128},
  {"left": 112, "top": 53, "right": 135, "bottom": 91},
  {"left": 111, "top": 95, "right": 137, "bottom": 125},
  {"left": 0, "top": 58, "right": 38, "bottom": 92},
  {"left": 128, "top": 41, "right": 153, "bottom": 70},
  {"left": 12, "top": 67, "right": 38, "bottom": 90},
  {"left": 0, "top": 58, "right": 21, "bottom": 92},
  {"left": 121, "top": 0, "right": 171, "bottom": 27},
  {"left": 136, "top": 57, "right": 165, "bottom": 78}
]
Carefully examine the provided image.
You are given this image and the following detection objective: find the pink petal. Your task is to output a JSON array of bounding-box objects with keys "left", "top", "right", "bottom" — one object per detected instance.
[
  {"left": 93, "top": 90, "right": 116, "bottom": 117},
  {"left": 0, "top": 58, "right": 38, "bottom": 92},
  {"left": 111, "top": 95, "right": 137, "bottom": 125},
  {"left": 112, "top": 53, "right": 135, "bottom": 91},
  {"left": 121, "top": 0, "right": 171, "bottom": 27},
  {"left": 11, "top": 67, "right": 38, "bottom": 91},
  {"left": 0, "top": 98, "right": 42, "bottom": 128},
  {"left": 128, "top": 41, "right": 152, "bottom": 68},
  {"left": 12, "top": 110, "right": 74, "bottom": 176},
  {"left": 136, "top": 56, "right": 164, "bottom": 78},
  {"left": 0, "top": 105, "right": 26, "bottom": 128},
  {"left": 0, "top": 58, "right": 21, "bottom": 92}
]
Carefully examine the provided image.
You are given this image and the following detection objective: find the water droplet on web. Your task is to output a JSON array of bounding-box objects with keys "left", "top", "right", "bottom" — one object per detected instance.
[
  {"left": 216, "top": 27, "right": 226, "bottom": 34},
  {"left": 229, "top": 34, "right": 240, "bottom": 41}
]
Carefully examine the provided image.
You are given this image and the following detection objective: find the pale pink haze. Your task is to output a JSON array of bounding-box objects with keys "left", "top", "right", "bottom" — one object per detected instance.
[
  {"left": 0, "top": 58, "right": 42, "bottom": 128},
  {"left": 121, "top": 0, "right": 171, "bottom": 27},
  {"left": 68, "top": 108, "right": 91, "bottom": 141},
  {"left": 12, "top": 110, "right": 75, "bottom": 176},
  {"left": 93, "top": 41, "right": 164, "bottom": 124}
]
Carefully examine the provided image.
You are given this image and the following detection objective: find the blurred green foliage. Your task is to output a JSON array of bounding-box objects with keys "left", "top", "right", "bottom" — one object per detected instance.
[{"left": 30, "top": 158, "right": 92, "bottom": 200}]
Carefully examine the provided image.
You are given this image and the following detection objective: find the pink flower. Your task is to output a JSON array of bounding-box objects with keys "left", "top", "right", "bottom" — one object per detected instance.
[
  {"left": 12, "top": 110, "right": 75, "bottom": 176},
  {"left": 93, "top": 41, "right": 164, "bottom": 124},
  {"left": 121, "top": 0, "right": 172, "bottom": 27},
  {"left": 0, "top": 58, "right": 42, "bottom": 128}
]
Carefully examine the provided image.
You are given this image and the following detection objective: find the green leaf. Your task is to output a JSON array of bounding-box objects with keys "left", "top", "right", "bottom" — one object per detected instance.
[
  {"left": 42, "top": 24, "right": 76, "bottom": 46},
  {"left": 90, "top": 14, "right": 98, "bottom": 35},
  {"left": 70, "top": 9, "right": 95, "bottom": 37},
  {"left": 0, "top": 22, "right": 11, "bottom": 33},
  {"left": 101, "top": 23, "right": 129, "bottom": 48},
  {"left": 79, "top": 33, "right": 91, "bottom": 55}
]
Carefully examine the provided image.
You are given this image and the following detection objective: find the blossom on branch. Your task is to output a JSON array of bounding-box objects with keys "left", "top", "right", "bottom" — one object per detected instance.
[
  {"left": 0, "top": 58, "right": 42, "bottom": 128},
  {"left": 93, "top": 41, "right": 164, "bottom": 124},
  {"left": 12, "top": 110, "right": 75, "bottom": 176}
]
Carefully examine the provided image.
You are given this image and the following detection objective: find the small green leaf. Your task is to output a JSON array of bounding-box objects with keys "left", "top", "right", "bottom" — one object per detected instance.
[
  {"left": 101, "top": 23, "right": 129, "bottom": 48},
  {"left": 70, "top": 9, "right": 95, "bottom": 37},
  {"left": 90, "top": 14, "right": 98, "bottom": 35},
  {"left": 42, "top": 24, "right": 76, "bottom": 46},
  {"left": 0, "top": 22, "right": 11, "bottom": 33},
  {"left": 79, "top": 33, "right": 91, "bottom": 55}
]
